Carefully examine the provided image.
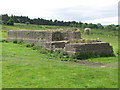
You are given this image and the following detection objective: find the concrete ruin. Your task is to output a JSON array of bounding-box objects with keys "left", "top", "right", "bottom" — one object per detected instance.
[{"left": 7, "top": 29, "right": 114, "bottom": 56}]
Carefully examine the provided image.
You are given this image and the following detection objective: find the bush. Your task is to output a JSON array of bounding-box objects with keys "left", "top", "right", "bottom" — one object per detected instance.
[
  {"left": 117, "top": 50, "right": 120, "bottom": 55},
  {"left": 12, "top": 39, "right": 23, "bottom": 44},
  {"left": 74, "top": 51, "right": 95, "bottom": 60},
  {"left": 32, "top": 45, "right": 49, "bottom": 54},
  {"left": 54, "top": 49, "right": 69, "bottom": 58},
  {"left": 1, "top": 39, "right": 8, "bottom": 43},
  {"left": 17, "top": 40, "right": 23, "bottom": 44},
  {"left": 73, "top": 51, "right": 115, "bottom": 60},
  {"left": 24, "top": 43, "right": 34, "bottom": 47},
  {"left": 32, "top": 46, "right": 42, "bottom": 50},
  {"left": 13, "top": 39, "right": 18, "bottom": 43}
]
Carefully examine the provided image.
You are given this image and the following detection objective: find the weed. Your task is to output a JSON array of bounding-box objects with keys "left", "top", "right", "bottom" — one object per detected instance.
[
  {"left": 12, "top": 39, "right": 18, "bottom": 43},
  {"left": 17, "top": 40, "right": 24, "bottom": 44},
  {"left": 74, "top": 51, "right": 94, "bottom": 59},
  {"left": 24, "top": 43, "right": 34, "bottom": 47}
]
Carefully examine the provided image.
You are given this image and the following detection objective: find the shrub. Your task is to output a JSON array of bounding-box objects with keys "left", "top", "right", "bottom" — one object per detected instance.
[
  {"left": 1, "top": 39, "right": 8, "bottom": 43},
  {"left": 32, "top": 46, "right": 42, "bottom": 50},
  {"left": 32, "top": 45, "right": 49, "bottom": 54},
  {"left": 117, "top": 50, "right": 120, "bottom": 55},
  {"left": 17, "top": 40, "right": 23, "bottom": 44},
  {"left": 74, "top": 51, "right": 95, "bottom": 60},
  {"left": 12, "top": 39, "right": 23, "bottom": 44},
  {"left": 24, "top": 43, "right": 34, "bottom": 47},
  {"left": 54, "top": 49, "right": 69, "bottom": 58},
  {"left": 39, "top": 48, "right": 48, "bottom": 54},
  {"left": 13, "top": 39, "right": 18, "bottom": 43}
]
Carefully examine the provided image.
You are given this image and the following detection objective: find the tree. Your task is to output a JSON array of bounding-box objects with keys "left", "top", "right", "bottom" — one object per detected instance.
[
  {"left": 2, "top": 14, "right": 10, "bottom": 25},
  {"left": 97, "top": 23, "right": 104, "bottom": 29},
  {"left": 105, "top": 24, "right": 116, "bottom": 30},
  {"left": 7, "top": 18, "right": 14, "bottom": 25},
  {"left": 81, "top": 23, "right": 88, "bottom": 28},
  {"left": 25, "top": 21, "right": 30, "bottom": 25}
]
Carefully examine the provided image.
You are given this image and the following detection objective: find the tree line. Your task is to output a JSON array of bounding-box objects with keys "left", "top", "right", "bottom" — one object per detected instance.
[{"left": 1, "top": 14, "right": 119, "bottom": 30}]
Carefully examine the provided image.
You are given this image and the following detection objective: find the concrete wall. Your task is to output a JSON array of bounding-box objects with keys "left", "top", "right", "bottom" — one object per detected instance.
[
  {"left": 8, "top": 30, "right": 53, "bottom": 41},
  {"left": 7, "top": 29, "right": 114, "bottom": 57},
  {"left": 65, "top": 42, "right": 114, "bottom": 56},
  {"left": 8, "top": 30, "right": 81, "bottom": 41}
]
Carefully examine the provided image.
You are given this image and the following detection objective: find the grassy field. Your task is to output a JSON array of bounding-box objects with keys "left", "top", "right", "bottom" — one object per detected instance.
[
  {"left": 1, "top": 23, "right": 119, "bottom": 88},
  {"left": 2, "top": 42, "right": 118, "bottom": 88}
]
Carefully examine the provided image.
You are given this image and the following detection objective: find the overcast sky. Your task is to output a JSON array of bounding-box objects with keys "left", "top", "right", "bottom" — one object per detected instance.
[{"left": 0, "top": 0, "right": 119, "bottom": 25}]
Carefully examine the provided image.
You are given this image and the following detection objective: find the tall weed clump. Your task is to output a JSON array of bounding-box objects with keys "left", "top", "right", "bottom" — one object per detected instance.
[
  {"left": 73, "top": 51, "right": 94, "bottom": 60},
  {"left": 13, "top": 39, "right": 23, "bottom": 44}
]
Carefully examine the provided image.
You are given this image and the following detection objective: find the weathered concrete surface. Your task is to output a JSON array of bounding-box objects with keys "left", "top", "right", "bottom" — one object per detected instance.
[
  {"left": 65, "top": 42, "right": 114, "bottom": 56},
  {"left": 8, "top": 29, "right": 81, "bottom": 41}
]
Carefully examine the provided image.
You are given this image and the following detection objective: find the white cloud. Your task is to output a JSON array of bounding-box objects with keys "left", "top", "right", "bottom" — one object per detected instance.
[{"left": 0, "top": 0, "right": 119, "bottom": 24}]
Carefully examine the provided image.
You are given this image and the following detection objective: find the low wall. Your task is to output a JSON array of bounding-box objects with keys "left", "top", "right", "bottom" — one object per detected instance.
[
  {"left": 65, "top": 42, "right": 114, "bottom": 56},
  {"left": 7, "top": 30, "right": 114, "bottom": 57},
  {"left": 8, "top": 29, "right": 81, "bottom": 41}
]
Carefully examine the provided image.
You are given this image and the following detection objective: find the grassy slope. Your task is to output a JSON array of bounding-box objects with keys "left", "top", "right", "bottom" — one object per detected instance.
[
  {"left": 2, "top": 42, "right": 118, "bottom": 88},
  {"left": 1, "top": 23, "right": 72, "bottom": 39}
]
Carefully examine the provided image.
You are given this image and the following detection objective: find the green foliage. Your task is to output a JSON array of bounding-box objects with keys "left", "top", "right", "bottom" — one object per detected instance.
[
  {"left": 12, "top": 39, "right": 23, "bottom": 44},
  {"left": 104, "top": 24, "right": 117, "bottom": 30},
  {"left": 32, "top": 45, "right": 42, "bottom": 50},
  {"left": 87, "top": 57, "right": 118, "bottom": 63},
  {"left": 97, "top": 23, "right": 104, "bottom": 29},
  {"left": 32, "top": 45, "right": 49, "bottom": 54},
  {"left": 117, "top": 49, "right": 120, "bottom": 55},
  {"left": 2, "top": 14, "right": 119, "bottom": 30},
  {"left": 1, "top": 39, "right": 8, "bottom": 43},
  {"left": 12, "top": 39, "right": 18, "bottom": 43},
  {"left": 53, "top": 49, "right": 69, "bottom": 58},
  {"left": 17, "top": 40, "right": 24, "bottom": 44},
  {"left": 7, "top": 18, "right": 14, "bottom": 26},
  {"left": 72, "top": 51, "right": 114, "bottom": 60},
  {"left": 24, "top": 43, "right": 34, "bottom": 47},
  {"left": 74, "top": 51, "right": 95, "bottom": 59},
  {"left": 2, "top": 14, "right": 10, "bottom": 25}
]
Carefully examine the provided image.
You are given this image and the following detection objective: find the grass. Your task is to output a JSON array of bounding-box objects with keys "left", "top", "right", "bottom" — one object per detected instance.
[
  {"left": 2, "top": 23, "right": 72, "bottom": 31},
  {"left": 1, "top": 23, "right": 74, "bottom": 40},
  {"left": 0, "top": 24, "right": 2, "bottom": 90},
  {"left": 87, "top": 57, "right": 118, "bottom": 63},
  {"left": 2, "top": 42, "right": 118, "bottom": 88},
  {"left": 82, "top": 34, "right": 118, "bottom": 55},
  {"left": 1, "top": 23, "right": 119, "bottom": 88},
  {"left": 0, "top": 42, "right": 2, "bottom": 90}
]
